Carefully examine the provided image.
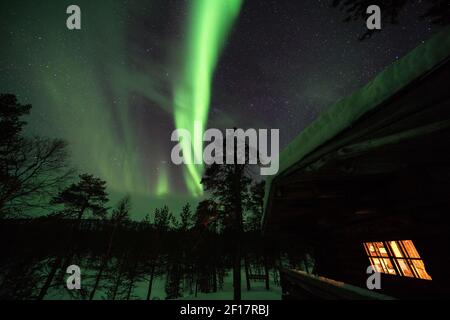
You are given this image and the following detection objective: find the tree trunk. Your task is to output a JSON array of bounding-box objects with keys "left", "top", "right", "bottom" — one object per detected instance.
[
  {"left": 189, "top": 264, "right": 194, "bottom": 294},
  {"left": 126, "top": 278, "right": 134, "bottom": 300},
  {"left": 264, "top": 256, "right": 270, "bottom": 290},
  {"left": 37, "top": 256, "right": 61, "bottom": 300},
  {"left": 146, "top": 262, "right": 156, "bottom": 300},
  {"left": 38, "top": 208, "right": 86, "bottom": 300},
  {"left": 111, "top": 253, "right": 127, "bottom": 300},
  {"left": 89, "top": 259, "right": 105, "bottom": 300},
  {"left": 111, "top": 270, "right": 123, "bottom": 300},
  {"left": 126, "top": 258, "right": 139, "bottom": 300},
  {"left": 90, "top": 222, "right": 117, "bottom": 300},
  {"left": 245, "top": 256, "right": 251, "bottom": 291},
  {"left": 233, "top": 241, "right": 241, "bottom": 300},
  {"left": 232, "top": 162, "right": 243, "bottom": 301},
  {"left": 194, "top": 270, "right": 199, "bottom": 298},
  {"left": 212, "top": 265, "right": 218, "bottom": 293}
]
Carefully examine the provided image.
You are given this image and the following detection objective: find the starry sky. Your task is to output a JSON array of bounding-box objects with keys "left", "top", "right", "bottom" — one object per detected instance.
[{"left": 0, "top": 0, "right": 443, "bottom": 218}]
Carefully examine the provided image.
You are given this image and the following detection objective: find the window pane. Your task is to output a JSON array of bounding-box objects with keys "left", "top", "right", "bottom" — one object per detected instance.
[
  {"left": 381, "top": 258, "right": 397, "bottom": 275},
  {"left": 388, "top": 241, "right": 404, "bottom": 258},
  {"left": 365, "top": 243, "right": 377, "bottom": 256},
  {"left": 373, "top": 242, "right": 389, "bottom": 257},
  {"left": 400, "top": 240, "right": 421, "bottom": 259},
  {"left": 370, "top": 257, "right": 386, "bottom": 273},
  {"left": 410, "top": 259, "right": 432, "bottom": 280},
  {"left": 396, "top": 259, "right": 414, "bottom": 277}
]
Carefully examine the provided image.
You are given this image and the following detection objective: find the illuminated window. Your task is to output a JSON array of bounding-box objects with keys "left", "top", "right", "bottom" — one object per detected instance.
[{"left": 363, "top": 240, "right": 432, "bottom": 280}]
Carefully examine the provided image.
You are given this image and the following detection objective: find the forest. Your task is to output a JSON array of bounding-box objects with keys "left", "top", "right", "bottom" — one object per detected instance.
[{"left": 0, "top": 93, "right": 309, "bottom": 300}]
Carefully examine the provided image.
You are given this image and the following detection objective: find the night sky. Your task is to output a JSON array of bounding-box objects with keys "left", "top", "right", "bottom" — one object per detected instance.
[{"left": 0, "top": 0, "right": 443, "bottom": 218}]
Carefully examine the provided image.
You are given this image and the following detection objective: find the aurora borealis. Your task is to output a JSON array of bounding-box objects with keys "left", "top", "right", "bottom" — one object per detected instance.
[
  {"left": 0, "top": 0, "right": 441, "bottom": 218},
  {"left": 0, "top": 0, "right": 243, "bottom": 214},
  {"left": 173, "top": 0, "right": 242, "bottom": 197}
]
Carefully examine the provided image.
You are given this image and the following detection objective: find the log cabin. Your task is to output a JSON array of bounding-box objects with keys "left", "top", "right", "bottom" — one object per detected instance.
[{"left": 262, "top": 27, "right": 450, "bottom": 300}]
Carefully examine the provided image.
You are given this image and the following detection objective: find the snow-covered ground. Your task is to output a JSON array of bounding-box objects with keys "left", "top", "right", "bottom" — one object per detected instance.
[
  {"left": 44, "top": 268, "right": 282, "bottom": 300},
  {"left": 179, "top": 287, "right": 282, "bottom": 300},
  {"left": 179, "top": 271, "right": 282, "bottom": 300}
]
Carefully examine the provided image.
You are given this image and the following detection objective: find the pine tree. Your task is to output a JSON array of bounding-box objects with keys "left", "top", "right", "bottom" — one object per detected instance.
[
  {"left": 51, "top": 173, "right": 109, "bottom": 221},
  {"left": 90, "top": 196, "right": 130, "bottom": 300},
  {"left": 245, "top": 181, "right": 265, "bottom": 232},
  {"left": 37, "top": 173, "right": 108, "bottom": 300},
  {"left": 154, "top": 205, "right": 176, "bottom": 232},
  {"left": 200, "top": 131, "right": 254, "bottom": 301},
  {"left": 180, "top": 203, "right": 194, "bottom": 231}
]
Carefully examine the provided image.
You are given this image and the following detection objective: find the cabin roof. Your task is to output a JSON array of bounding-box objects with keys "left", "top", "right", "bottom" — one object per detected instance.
[{"left": 263, "top": 27, "right": 450, "bottom": 230}]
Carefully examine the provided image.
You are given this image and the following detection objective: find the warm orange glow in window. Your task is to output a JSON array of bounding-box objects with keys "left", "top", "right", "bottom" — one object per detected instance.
[
  {"left": 389, "top": 241, "right": 403, "bottom": 258},
  {"left": 363, "top": 240, "right": 432, "bottom": 280}
]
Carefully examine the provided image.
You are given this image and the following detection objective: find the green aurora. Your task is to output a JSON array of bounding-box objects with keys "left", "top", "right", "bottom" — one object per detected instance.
[
  {"left": 0, "top": 0, "right": 242, "bottom": 217},
  {"left": 173, "top": 0, "right": 242, "bottom": 197}
]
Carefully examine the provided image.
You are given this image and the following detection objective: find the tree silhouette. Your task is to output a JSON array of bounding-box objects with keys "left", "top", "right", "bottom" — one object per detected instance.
[
  {"left": 180, "top": 203, "right": 194, "bottom": 232},
  {"left": 0, "top": 94, "right": 30, "bottom": 141},
  {"left": 0, "top": 212, "right": 289, "bottom": 300},
  {"left": 201, "top": 132, "right": 254, "bottom": 301},
  {"left": 105, "top": 252, "right": 128, "bottom": 300},
  {"left": 37, "top": 173, "right": 108, "bottom": 300},
  {"left": 51, "top": 173, "right": 109, "bottom": 221},
  {"left": 194, "top": 199, "right": 220, "bottom": 232},
  {"left": 0, "top": 94, "right": 72, "bottom": 218},
  {"left": 154, "top": 205, "right": 176, "bottom": 232},
  {"left": 90, "top": 196, "right": 131, "bottom": 300},
  {"left": 165, "top": 258, "right": 183, "bottom": 299},
  {"left": 245, "top": 181, "right": 265, "bottom": 232}
]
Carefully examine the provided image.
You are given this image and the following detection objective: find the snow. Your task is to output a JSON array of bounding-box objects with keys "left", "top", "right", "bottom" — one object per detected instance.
[
  {"left": 178, "top": 272, "right": 282, "bottom": 300},
  {"left": 44, "top": 268, "right": 281, "bottom": 300},
  {"left": 179, "top": 288, "right": 282, "bottom": 300}
]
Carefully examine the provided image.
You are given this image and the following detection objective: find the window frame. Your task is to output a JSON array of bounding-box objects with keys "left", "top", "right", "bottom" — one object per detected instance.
[{"left": 363, "top": 240, "right": 432, "bottom": 280}]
